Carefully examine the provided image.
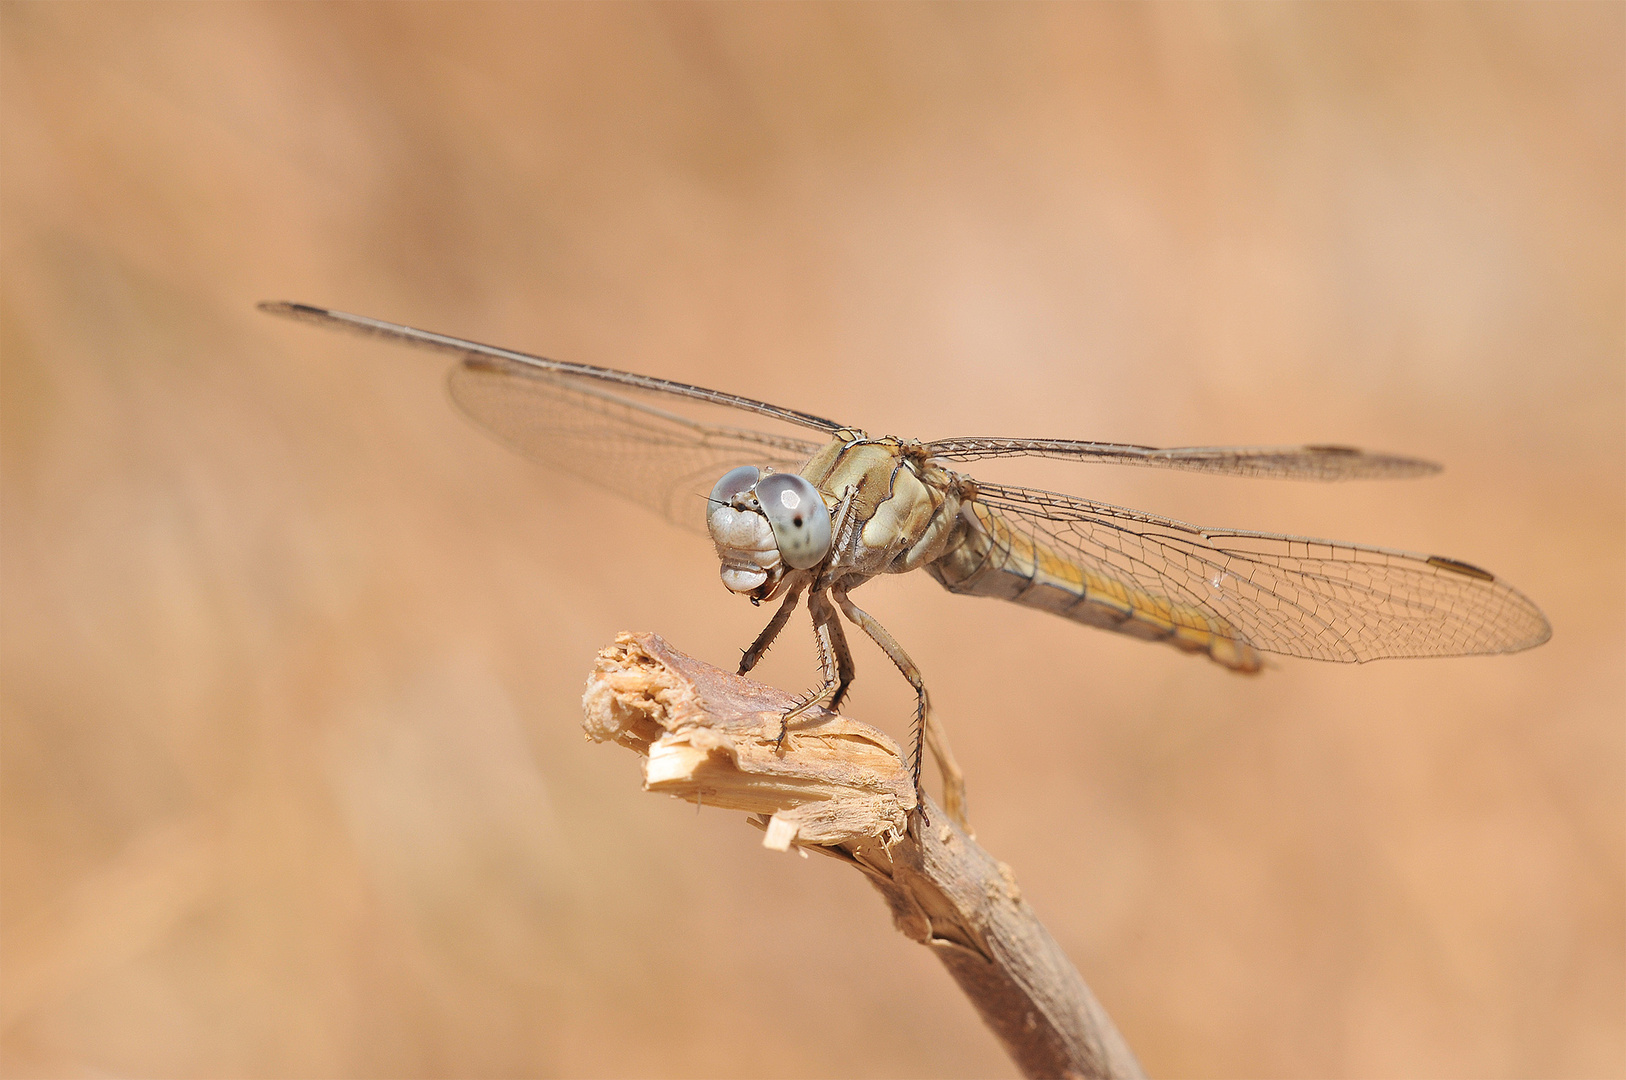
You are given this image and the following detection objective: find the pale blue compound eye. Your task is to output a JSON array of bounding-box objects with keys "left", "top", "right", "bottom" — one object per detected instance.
[
  {"left": 708, "top": 466, "right": 761, "bottom": 512},
  {"left": 754, "top": 473, "right": 831, "bottom": 569}
]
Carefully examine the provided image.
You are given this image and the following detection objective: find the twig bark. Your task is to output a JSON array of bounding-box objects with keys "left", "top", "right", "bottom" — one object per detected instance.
[{"left": 581, "top": 631, "right": 1145, "bottom": 1080}]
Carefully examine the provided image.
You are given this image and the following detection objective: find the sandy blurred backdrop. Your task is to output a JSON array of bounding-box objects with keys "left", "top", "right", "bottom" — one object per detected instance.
[{"left": 2, "top": 4, "right": 1621, "bottom": 1077}]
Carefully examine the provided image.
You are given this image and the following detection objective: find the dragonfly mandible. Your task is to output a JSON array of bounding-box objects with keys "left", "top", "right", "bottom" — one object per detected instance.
[{"left": 261, "top": 302, "right": 1551, "bottom": 826}]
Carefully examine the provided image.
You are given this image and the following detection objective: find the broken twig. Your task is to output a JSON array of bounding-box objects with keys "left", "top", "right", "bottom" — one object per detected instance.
[{"left": 581, "top": 631, "right": 1144, "bottom": 1080}]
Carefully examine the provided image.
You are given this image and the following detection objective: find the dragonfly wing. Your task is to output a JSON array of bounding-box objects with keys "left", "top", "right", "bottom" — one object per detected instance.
[
  {"left": 447, "top": 356, "right": 826, "bottom": 533},
  {"left": 937, "top": 480, "right": 1550, "bottom": 664},
  {"left": 925, "top": 438, "right": 1440, "bottom": 480},
  {"left": 261, "top": 302, "right": 835, "bottom": 533},
  {"left": 261, "top": 302, "right": 846, "bottom": 434}
]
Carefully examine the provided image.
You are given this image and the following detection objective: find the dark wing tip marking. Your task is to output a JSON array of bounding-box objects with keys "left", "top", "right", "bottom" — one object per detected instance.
[
  {"left": 259, "top": 300, "right": 325, "bottom": 317},
  {"left": 1301, "top": 444, "right": 1442, "bottom": 475},
  {"left": 1427, "top": 555, "right": 1496, "bottom": 581}
]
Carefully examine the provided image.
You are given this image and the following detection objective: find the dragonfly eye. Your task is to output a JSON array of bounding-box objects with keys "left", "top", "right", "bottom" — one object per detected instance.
[
  {"left": 708, "top": 466, "right": 761, "bottom": 513},
  {"left": 754, "top": 473, "right": 831, "bottom": 569}
]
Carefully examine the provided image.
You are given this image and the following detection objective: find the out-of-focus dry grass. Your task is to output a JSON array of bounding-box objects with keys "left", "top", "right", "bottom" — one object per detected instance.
[{"left": 1, "top": 4, "right": 1620, "bottom": 1077}]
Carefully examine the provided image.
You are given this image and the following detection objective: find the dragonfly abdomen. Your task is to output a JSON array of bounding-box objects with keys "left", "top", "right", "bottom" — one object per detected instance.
[{"left": 927, "top": 502, "right": 1263, "bottom": 673}]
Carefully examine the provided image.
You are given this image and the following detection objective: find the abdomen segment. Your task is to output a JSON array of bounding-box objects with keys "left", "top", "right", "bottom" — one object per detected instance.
[{"left": 926, "top": 502, "right": 1263, "bottom": 672}]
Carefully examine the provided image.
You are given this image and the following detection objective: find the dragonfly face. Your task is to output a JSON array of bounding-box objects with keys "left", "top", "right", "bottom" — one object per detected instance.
[
  {"left": 260, "top": 301, "right": 1553, "bottom": 828},
  {"left": 706, "top": 466, "right": 832, "bottom": 599}
]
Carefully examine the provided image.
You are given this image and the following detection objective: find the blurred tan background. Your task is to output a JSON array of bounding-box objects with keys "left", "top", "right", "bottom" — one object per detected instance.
[{"left": 2, "top": 3, "right": 1621, "bottom": 1077}]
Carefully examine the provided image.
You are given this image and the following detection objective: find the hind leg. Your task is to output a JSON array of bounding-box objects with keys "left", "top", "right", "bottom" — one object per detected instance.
[{"left": 832, "top": 583, "right": 969, "bottom": 829}]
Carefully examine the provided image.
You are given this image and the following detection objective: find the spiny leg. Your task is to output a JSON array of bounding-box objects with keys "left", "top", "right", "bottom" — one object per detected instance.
[
  {"left": 805, "top": 485, "right": 858, "bottom": 716},
  {"left": 762, "top": 484, "right": 862, "bottom": 751},
  {"left": 822, "top": 594, "right": 857, "bottom": 714},
  {"left": 922, "top": 710, "right": 970, "bottom": 835},
  {"left": 739, "top": 582, "right": 805, "bottom": 675},
  {"left": 822, "top": 484, "right": 861, "bottom": 566},
  {"left": 770, "top": 590, "right": 852, "bottom": 750},
  {"left": 832, "top": 583, "right": 970, "bottom": 829}
]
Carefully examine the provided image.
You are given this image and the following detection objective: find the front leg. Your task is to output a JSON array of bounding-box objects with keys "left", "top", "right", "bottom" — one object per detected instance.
[{"left": 739, "top": 582, "right": 805, "bottom": 675}]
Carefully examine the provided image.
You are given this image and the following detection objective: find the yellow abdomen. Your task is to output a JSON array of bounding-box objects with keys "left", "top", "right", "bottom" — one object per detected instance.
[{"left": 927, "top": 502, "right": 1262, "bottom": 673}]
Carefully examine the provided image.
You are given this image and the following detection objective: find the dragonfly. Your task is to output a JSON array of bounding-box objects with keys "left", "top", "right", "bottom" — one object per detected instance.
[{"left": 261, "top": 301, "right": 1551, "bottom": 826}]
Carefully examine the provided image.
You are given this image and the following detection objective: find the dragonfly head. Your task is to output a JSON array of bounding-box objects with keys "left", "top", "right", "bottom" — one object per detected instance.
[{"left": 706, "top": 466, "right": 832, "bottom": 599}]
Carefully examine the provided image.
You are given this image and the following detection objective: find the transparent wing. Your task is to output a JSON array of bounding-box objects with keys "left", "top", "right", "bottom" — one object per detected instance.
[
  {"left": 926, "top": 438, "right": 1440, "bottom": 480},
  {"left": 261, "top": 302, "right": 837, "bottom": 532},
  {"left": 968, "top": 480, "right": 1551, "bottom": 661},
  {"left": 261, "top": 302, "right": 845, "bottom": 434},
  {"left": 448, "top": 356, "right": 826, "bottom": 531}
]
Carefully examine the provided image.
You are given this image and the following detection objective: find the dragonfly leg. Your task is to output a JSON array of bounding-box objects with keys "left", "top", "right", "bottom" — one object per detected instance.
[
  {"left": 739, "top": 582, "right": 805, "bottom": 675},
  {"left": 832, "top": 584, "right": 969, "bottom": 829},
  {"left": 922, "top": 708, "right": 969, "bottom": 834},
  {"left": 772, "top": 590, "right": 853, "bottom": 748},
  {"left": 823, "top": 595, "right": 857, "bottom": 715}
]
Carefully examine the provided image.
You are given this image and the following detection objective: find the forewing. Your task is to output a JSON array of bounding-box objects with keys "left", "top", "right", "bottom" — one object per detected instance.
[
  {"left": 262, "top": 302, "right": 845, "bottom": 434},
  {"left": 926, "top": 439, "right": 1440, "bottom": 480},
  {"left": 968, "top": 481, "right": 1551, "bottom": 661},
  {"left": 261, "top": 302, "right": 837, "bottom": 533},
  {"left": 448, "top": 356, "right": 825, "bottom": 531}
]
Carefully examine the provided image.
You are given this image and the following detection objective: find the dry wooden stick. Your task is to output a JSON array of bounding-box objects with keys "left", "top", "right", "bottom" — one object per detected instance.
[{"left": 582, "top": 631, "right": 1145, "bottom": 1080}]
